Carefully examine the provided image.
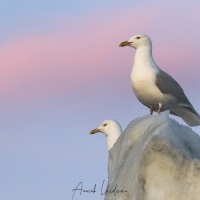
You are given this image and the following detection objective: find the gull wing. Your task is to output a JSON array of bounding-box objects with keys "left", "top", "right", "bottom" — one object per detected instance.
[{"left": 155, "top": 70, "right": 192, "bottom": 107}]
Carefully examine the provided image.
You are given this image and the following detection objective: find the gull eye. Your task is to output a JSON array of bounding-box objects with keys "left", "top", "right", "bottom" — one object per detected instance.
[
  {"left": 136, "top": 37, "right": 140, "bottom": 39},
  {"left": 103, "top": 123, "right": 107, "bottom": 127}
]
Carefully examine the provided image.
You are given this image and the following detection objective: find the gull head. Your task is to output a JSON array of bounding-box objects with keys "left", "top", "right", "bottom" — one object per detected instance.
[
  {"left": 119, "top": 34, "right": 152, "bottom": 49},
  {"left": 90, "top": 119, "right": 121, "bottom": 136},
  {"left": 90, "top": 119, "right": 122, "bottom": 150}
]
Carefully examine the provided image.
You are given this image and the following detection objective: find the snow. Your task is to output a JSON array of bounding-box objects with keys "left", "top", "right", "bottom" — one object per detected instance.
[{"left": 105, "top": 111, "right": 200, "bottom": 200}]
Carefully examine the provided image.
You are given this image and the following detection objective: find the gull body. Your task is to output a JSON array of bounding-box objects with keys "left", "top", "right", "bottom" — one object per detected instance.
[
  {"left": 120, "top": 34, "right": 200, "bottom": 126},
  {"left": 90, "top": 120, "right": 122, "bottom": 150}
]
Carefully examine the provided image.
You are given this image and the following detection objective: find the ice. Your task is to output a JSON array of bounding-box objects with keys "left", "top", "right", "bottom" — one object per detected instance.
[{"left": 105, "top": 111, "right": 200, "bottom": 200}]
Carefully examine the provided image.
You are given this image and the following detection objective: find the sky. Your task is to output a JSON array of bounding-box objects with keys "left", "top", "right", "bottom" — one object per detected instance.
[{"left": 0, "top": 1, "right": 200, "bottom": 200}]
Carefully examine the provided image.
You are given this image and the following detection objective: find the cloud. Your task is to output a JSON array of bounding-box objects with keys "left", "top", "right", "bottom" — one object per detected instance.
[{"left": 0, "top": 2, "right": 200, "bottom": 106}]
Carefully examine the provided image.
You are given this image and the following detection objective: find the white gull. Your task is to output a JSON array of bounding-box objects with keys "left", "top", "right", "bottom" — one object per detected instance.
[
  {"left": 90, "top": 120, "right": 122, "bottom": 150},
  {"left": 119, "top": 34, "right": 200, "bottom": 126}
]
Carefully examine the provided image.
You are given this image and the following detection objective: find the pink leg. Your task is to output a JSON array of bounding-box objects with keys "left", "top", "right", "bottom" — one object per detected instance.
[
  {"left": 158, "top": 103, "right": 162, "bottom": 114},
  {"left": 150, "top": 106, "right": 154, "bottom": 115}
]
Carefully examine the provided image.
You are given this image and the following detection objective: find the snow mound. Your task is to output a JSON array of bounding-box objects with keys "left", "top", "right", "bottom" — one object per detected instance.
[{"left": 105, "top": 111, "right": 200, "bottom": 200}]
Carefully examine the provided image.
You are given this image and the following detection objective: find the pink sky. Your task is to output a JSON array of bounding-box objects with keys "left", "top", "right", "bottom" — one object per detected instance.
[
  {"left": 1, "top": 6, "right": 200, "bottom": 106},
  {"left": 1, "top": 2, "right": 200, "bottom": 200}
]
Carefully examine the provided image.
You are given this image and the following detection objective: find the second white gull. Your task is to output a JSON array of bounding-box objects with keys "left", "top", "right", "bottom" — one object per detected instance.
[{"left": 90, "top": 119, "right": 122, "bottom": 150}]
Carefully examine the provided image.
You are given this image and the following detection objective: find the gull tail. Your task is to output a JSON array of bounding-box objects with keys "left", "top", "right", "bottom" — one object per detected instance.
[{"left": 170, "top": 106, "right": 200, "bottom": 127}]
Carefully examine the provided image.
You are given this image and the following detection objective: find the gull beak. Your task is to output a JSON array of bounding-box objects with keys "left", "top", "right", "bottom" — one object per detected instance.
[
  {"left": 90, "top": 128, "right": 101, "bottom": 135},
  {"left": 119, "top": 41, "right": 132, "bottom": 47}
]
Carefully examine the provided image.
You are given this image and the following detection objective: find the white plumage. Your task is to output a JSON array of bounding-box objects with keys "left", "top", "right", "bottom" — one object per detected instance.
[
  {"left": 90, "top": 120, "right": 122, "bottom": 150},
  {"left": 120, "top": 34, "right": 200, "bottom": 126}
]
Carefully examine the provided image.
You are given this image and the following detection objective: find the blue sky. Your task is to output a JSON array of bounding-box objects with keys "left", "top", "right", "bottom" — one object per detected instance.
[{"left": 0, "top": 1, "right": 200, "bottom": 200}]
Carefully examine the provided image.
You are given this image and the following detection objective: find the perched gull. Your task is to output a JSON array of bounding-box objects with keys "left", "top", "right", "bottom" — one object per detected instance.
[
  {"left": 119, "top": 34, "right": 200, "bottom": 126},
  {"left": 90, "top": 120, "right": 122, "bottom": 150}
]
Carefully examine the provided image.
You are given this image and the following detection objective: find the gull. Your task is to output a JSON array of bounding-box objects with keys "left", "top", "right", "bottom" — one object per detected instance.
[
  {"left": 90, "top": 120, "right": 122, "bottom": 150},
  {"left": 119, "top": 34, "right": 200, "bottom": 126}
]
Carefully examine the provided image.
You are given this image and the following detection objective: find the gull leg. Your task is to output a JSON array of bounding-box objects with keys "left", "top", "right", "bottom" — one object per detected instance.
[
  {"left": 150, "top": 106, "right": 154, "bottom": 115},
  {"left": 158, "top": 103, "right": 162, "bottom": 114}
]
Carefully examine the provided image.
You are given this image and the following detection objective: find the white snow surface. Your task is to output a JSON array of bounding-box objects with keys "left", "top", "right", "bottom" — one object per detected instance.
[{"left": 105, "top": 111, "right": 200, "bottom": 200}]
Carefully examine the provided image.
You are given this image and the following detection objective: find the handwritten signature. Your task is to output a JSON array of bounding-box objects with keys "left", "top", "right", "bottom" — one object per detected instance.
[{"left": 72, "top": 180, "right": 127, "bottom": 199}]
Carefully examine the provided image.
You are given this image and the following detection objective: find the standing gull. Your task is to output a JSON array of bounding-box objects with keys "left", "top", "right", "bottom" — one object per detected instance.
[
  {"left": 119, "top": 34, "right": 200, "bottom": 126},
  {"left": 90, "top": 120, "right": 122, "bottom": 150}
]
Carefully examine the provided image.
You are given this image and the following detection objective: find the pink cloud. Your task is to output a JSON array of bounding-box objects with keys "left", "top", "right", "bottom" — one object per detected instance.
[{"left": 0, "top": 3, "right": 200, "bottom": 106}]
